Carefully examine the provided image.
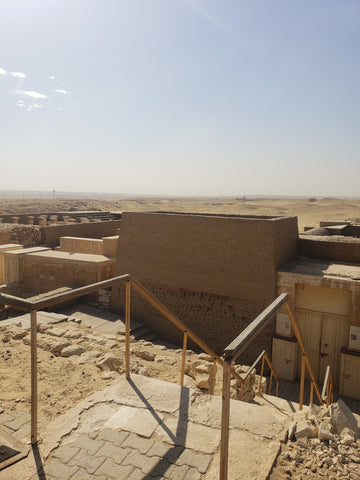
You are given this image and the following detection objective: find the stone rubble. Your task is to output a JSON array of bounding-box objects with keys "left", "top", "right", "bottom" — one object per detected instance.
[
  {"left": 0, "top": 312, "right": 265, "bottom": 406},
  {"left": 272, "top": 401, "right": 360, "bottom": 480}
]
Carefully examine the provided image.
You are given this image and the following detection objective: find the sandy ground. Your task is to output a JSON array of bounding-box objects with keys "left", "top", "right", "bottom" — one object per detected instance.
[
  {"left": 1, "top": 196, "right": 360, "bottom": 232},
  {"left": 0, "top": 315, "right": 207, "bottom": 422}
]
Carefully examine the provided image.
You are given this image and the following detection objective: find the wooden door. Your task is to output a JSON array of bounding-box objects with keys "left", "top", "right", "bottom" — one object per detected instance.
[
  {"left": 296, "top": 309, "right": 349, "bottom": 387},
  {"left": 296, "top": 309, "right": 322, "bottom": 381},
  {"left": 319, "top": 314, "right": 349, "bottom": 387}
]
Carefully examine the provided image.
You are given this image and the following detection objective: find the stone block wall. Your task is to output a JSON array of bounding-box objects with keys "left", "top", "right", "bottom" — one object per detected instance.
[
  {"left": 42, "top": 220, "right": 121, "bottom": 247},
  {"left": 60, "top": 237, "right": 104, "bottom": 255},
  {"left": 21, "top": 251, "right": 115, "bottom": 294}
]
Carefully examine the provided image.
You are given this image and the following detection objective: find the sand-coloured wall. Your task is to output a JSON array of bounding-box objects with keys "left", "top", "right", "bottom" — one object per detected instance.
[
  {"left": 42, "top": 220, "right": 121, "bottom": 247},
  {"left": 112, "top": 212, "right": 298, "bottom": 361},
  {"left": 60, "top": 237, "right": 104, "bottom": 255},
  {"left": 299, "top": 235, "right": 360, "bottom": 263},
  {"left": 21, "top": 250, "right": 115, "bottom": 294}
]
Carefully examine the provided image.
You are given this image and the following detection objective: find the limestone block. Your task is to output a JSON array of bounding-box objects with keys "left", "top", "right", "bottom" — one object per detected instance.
[
  {"left": 330, "top": 400, "right": 359, "bottom": 436},
  {"left": 196, "top": 374, "right": 210, "bottom": 390},
  {"left": 295, "top": 421, "right": 317, "bottom": 439},
  {"left": 77, "top": 351, "right": 102, "bottom": 365},
  {"left": 46, "top": 327, "right": 67, "bottom": 337},
  {"left": 155, "top": 355, "right": 177, "bottom": 365},
  {"left": 35, "top": 335, "right": 71, "bottom": 355},
  {"left": 6, "top": 326, "right": 28, "bottom": 340},
  {"left": 318, "top": 422, "right": 335, "bottom": 441},
  {"left": 61, "top": 345, "right": 86, "bottom": 357},
  {"left": 134, "top": 350, "right": 155, "bottom": 361},
  {"left": 96, "top": 353, "right": 122, "bottom": 372},
  {"left": 340, "top": 428, "right": 356, "bottom": 446}
]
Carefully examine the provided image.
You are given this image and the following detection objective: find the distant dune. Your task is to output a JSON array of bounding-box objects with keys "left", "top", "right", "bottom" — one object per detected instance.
[{"left": 1, "top": 196, "right": 359, "bottom": 233}]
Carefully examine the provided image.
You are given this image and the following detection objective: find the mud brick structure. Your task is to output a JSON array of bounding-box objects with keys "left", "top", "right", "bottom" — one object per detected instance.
[{"left": 112, "top": 212, "right": 298, "bottom": 362}]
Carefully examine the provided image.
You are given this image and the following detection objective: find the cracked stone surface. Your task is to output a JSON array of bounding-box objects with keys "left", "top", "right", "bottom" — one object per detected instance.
[{"left": 0, "top": 374, "right": 291, "bottom": 480}]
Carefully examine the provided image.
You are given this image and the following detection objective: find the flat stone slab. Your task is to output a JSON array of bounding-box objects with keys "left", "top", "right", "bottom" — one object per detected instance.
[
  {"left": 204, "top": 430, "right": 281, "bottom": 480},
  {"left": 0, "top": 311, "right": 68, "bottom": 330},
  {"left": 0, "top": 374, "right": 291, "bottom": 480},
  {"left": 60, "top": 303, "right": 141, "bottom": 334}
]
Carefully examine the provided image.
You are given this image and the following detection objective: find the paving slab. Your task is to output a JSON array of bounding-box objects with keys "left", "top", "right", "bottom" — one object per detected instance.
[
  {"left": 0, "top": 374, "right": 291, "bottom": 480},
  {"left": 204, "top": 430, "right": 281, "bottom": 480},
  {"left": 0, "top": 311, "right": 68, "bottom": 330},
  {"left": 59, "top": 303, "right": 141, "bottom": 334}
]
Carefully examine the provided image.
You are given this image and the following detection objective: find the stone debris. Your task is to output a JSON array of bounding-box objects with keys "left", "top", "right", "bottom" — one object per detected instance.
[
  {"left": 331, "top": 399, "right": 360, "bottom": 436},
  {"left": 96, "top": 353, "right": 123, "bottom": 372},
  {"left": 134, "top": 349, "right": 155, "bottom": 361},
  {"left": 61, "top": 345, "right": 86, "bottom": 357},
  {"left": 272, "top": 400, "right": 360, "bottom": 480},
  {"left": 185, "top": 358, "right": 214, "bottom": 390},
  {"left": 155, "top": 354, "right": 177, "bottom": 365}
]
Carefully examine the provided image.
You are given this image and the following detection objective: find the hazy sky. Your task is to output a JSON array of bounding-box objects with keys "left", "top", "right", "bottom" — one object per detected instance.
[{"left": 1, "top": 1, "right": 359, "bottom": 196}]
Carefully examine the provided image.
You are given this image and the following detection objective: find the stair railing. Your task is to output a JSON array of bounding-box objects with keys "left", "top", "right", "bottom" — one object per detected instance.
[
  {"left": 321, "top": 365, "right": 334, "bottom": 407},
  {"left": 284, "top": 303, "right": 324, "bottom": 409}
]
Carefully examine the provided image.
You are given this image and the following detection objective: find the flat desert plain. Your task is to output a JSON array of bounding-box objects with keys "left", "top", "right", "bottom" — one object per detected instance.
[{"left": 1, "top": 196, "right": 360, "bottom": 232}]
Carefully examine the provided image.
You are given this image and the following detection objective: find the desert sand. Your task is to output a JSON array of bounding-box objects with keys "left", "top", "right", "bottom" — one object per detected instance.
[{"left": 1, "top": 196, "right": 360, "bottom": 232}]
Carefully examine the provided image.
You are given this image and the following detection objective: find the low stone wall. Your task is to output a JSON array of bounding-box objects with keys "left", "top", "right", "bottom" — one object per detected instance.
[
  {"left": 60, "top": 237, "right": 104, "bottom": 255},
  {"left": 42, "top": 220, "right": 121, "bottom": 247},
  {"left": 21, "top": 251, "right": 115, "bottom": 294},
  {"left": 298, "top": 235, "right": 360, "bottom": 263},
  {"left": 0, "top": 224, "right": 42, "bottom": 246}
]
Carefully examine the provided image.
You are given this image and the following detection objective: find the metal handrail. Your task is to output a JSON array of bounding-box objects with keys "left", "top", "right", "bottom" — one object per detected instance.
[
  {"left": 321, "top": 365, "right": 334, "bottom": 407},
  {"left": 0, "top": 274, "right": 251, "bottom": 446},
  {"left": 239, "top": 350, "right": 279, "bottom": 400},
  {"left": 220, "top": 294, "right": 287, "bottom": 480},
  {"left": 224, "top": 293, "right": 289, "bottom": 361},
  {"left": 285, "top": 303, "right": 324, "bottom": 409},
  {"left": 130, "top": 278, "right": 246, "bottom": 389},
  {"left": 258, "top": 351, "right": 279, "bottom": 397}
]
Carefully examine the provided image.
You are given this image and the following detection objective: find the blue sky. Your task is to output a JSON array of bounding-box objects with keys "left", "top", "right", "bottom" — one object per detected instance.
[{"left": 1, "top": 0, "right": 359, "bottom": 196}]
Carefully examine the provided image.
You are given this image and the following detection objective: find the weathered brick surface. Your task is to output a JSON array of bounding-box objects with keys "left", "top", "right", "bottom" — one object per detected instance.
[{"left": 112, "top": 212, "right": 298, "bottom": 362}]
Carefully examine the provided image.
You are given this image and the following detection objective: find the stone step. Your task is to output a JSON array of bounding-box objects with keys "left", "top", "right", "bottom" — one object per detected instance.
[
  {"left": 141, "top": 331, "right": 157, "bottom": 342},
  {"left": 131, "top": 326, "right": 152, "bottom": 339}
]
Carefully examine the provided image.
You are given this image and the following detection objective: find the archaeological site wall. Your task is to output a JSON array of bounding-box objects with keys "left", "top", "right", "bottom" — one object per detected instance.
[
  {"left": 298, "top": 235, "right": 360, "bottom": 263},
  {"left": 0, "top": 220, "right": 121, "bottom": 248},
  {"left": 112, "top": 212, "right": 298, "bottom": 363},
  {"left": 41, "top": 220, "right": 121, "bottom": 247}
]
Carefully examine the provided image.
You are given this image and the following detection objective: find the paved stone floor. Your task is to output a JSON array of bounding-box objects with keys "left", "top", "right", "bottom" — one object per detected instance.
[{"left": 0, "top": 375, "right": 294, "bottom": 480}]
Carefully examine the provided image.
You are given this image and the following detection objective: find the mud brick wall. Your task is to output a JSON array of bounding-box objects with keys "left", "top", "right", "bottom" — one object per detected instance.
[
  {"left": 299, "top": 235, "right": 360, "bottom": 263},
  {"left": 42, "top": 220, "right": 121, "bottom": 247},
  {"left": 112, "top": 212, "right": 298, "bottom": 361}
]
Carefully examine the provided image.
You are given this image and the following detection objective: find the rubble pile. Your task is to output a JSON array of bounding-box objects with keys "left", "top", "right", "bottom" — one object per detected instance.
[
  {"left": 184, "top": 353, "right": 266, "bottom": 401},
  {"left": 273, "top": 401, "right": 360, "bottom": 480},
  {"left": 1, "top": 313, "right": 266, "bottom": 406},
  {"left": 0, "top": 224, "right": 42, "bottom": 246}
]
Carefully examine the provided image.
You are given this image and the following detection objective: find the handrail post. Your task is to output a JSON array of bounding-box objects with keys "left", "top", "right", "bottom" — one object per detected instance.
[
  {"left": 209, "top": 359, "right": 217, "bottom": 395},
  {"left": 310, "top": 382, "right": 314, "bottom": 404},
  {"left": 286, "top": 302, "right": 324, "bottom": 406},
  {"left": 269, "top": 370, "right": 273, "bottom": 395},
  {"left": 220, "top": 359, "right": 231, "bottom": 480},
  {"left": 299, "top": 354, "right": 305, "bottom": 410},
  {"left": 259, "top": 355, "right": 265, "bottom": 393},
  {"left": 30, "top": 309, "right": 38, "bottom": 444},
  {"left": 125, "top": 280, "right": 131, "bottom": 378},
  {"left": 180, "top": 332, "right": 188, "bottom": 386}
]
